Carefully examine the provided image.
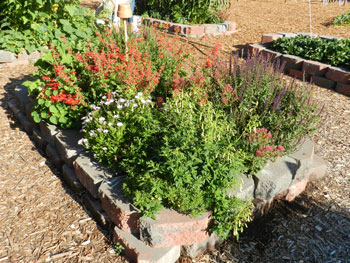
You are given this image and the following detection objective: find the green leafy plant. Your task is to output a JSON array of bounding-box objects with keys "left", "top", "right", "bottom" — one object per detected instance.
[
  {"left": 334, "top": 9, "right": 350, "bottom": 26},
  {"left": 271, "top": 35, "right": 350, "bottom": 69},
  {"left": 136, "top": 0, "right": 231, "bottom": 24},
  {"left": 113, "top": 242, "right": 124, "bottom": 256}
]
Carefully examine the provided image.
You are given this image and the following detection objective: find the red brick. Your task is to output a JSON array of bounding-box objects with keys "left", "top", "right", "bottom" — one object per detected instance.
[
  {"left": 140, "top": 209, "right": 211, "bottom": 248},
  {"left": 260, "top": 49, "right": 281, "bottom": 61},
  {"left": 325, "top": 66, "right": 350, "bottom": 84},
  {"left": 184, "top": 26, "right": 205, "bottom": 36},
  {"left": 246, "top": 44, "right": 265, "bottom": 56},
  {"left": 168, "top": 24, "right": 183, "bottom": 34},
  {"left": 289, "top": 69, "right": 310, "bottom": 81},
  {"left": 226, "top": 21, "right": 236, "bottom": 31},
  {"left": 311, "top": 75, "right": 336, "bottom": 90},
  {"left": 99, "top": 177, "right": 140, "bottom": 234},
  {"left": 302, "top": 60, "right": 329, "bottom": 76},
  {"left": 261, "top": 33, "right": 283, "bottom": 44},
  {"left": 204, "top": 24, "right": 217, "bottom": 35},
  {"left": 335, "top": 82, "right": 350, "bottom": 96},
  {"left": 280, "top": 54, "right": 304, "bottom": 73}
]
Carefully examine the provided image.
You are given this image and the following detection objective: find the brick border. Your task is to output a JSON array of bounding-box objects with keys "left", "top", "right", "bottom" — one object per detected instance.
[
  {"left": 141, "top": 17, "right": 237, "bottom": 38},
  {"left": 247, "top": 33, "right": 350, "bottom": 97},
  {"left": 6, "top": 84, "right": 328, "bottom": 261}
]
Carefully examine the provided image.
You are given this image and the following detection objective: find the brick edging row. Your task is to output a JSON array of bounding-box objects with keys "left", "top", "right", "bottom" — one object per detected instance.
[
  {"left": 6, "top": 83, "right": 328, "bottom": 262},
  {"left": 247, "top": 33, "right": 350, "bottom": 96}
]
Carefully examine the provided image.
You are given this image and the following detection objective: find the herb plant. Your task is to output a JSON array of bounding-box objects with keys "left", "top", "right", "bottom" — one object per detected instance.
[{"left": 334, "top": 9, "right": 350, "bottom": 26}]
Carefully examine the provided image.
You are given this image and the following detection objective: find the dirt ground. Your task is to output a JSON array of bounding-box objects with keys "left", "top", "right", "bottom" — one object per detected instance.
[{"left": 1, "top": 0, "right": 350, "bottom": 262}]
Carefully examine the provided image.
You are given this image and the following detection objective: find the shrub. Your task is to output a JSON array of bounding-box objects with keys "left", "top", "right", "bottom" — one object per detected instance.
[
  {"left": 25, "top": 27, "right": 190, "bottom": 128},
  {"left": 270, "top": 35, "right": 350, "bottom": 69},
  {"left": 0, "top": 0, "right": 96, "bottom": 54},
  {"left": 334, "top": 9, "right": 350, "bottom": 26},
  {"left": 136, "top": 0, "right": 231, "bottom": 24}
]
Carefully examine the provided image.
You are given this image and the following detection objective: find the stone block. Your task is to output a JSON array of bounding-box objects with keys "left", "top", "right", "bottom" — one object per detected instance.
[
  {"left": 17, "top": 51, "right": 30, "bottom": 61},
  {"left": 227, "top": 175, "right": 255, "bottom": 200},
  {"left": 325, "top": 66, "right": 350, "bottom": 84},
  {"left": 253, "top": 156, "right": 298, "bottom": 201},
  {"left": 0, "top": 50, "right": 16, "bottom": 63},
  {"left": 7, "top": 100, "right": 21, "bottom": 119},
  {"left": 82, "top": 193, "right": 111, "bottom": 228},
  {"left": 302, "top": 60, "right": 329, "bottom": 77},
  {"left": 113, "top": 227, "right": 181, "bottom": 263},
  {"left": 184, "top": 26, "right": 205, "bottom": 37},
  {"left": 261, "top": 33, "right": 283, "bottom": 44},
  {"left": 307, "top": 155, "right": 327, "bottom": 182},
  {"left": 296, "top": 32, "right": 318, "bottom": 38},
  {"left": 320, "top": 35, "right": 342, "bottom": 40},
  {"left": 73, "top": 152, "right": 113, "bottom": 199},
  {"left": 46, "top": 144, "right": 63, "bottom": 170},
  {"left": 280, "top": 54, "right": 304, "bottom": 73},
  {"left": 55, "top": 129, "right": 85, "bottom": 168},
  {"left": 311, "top": 75, "right": 336, "bottom": 90},
  {"left": 279, "top": 174, "right": 309, "bottom": 202},
  {"left": 99, "top": 176, "right": 140, "bottom": 233},
  {"left": 216, "top": 24, "right": 226, "bottom": 33},
  {"left": 168, "top": 24, "right": 183, "bottom": 35},
  {"left": 289, "top": 69, "right": 310, "bottom": 81},
  {"left": 14, "top": 84, "right": 30, "bottom": 112},
  {"left": 246, "top": 44, "right": 265, "bottom": 56},
  {"left": 288, "top": 137, "right": 314, "bottom": 162},
  {"left": 39, "top": 121, "right": 58, "bottom": 146},
  {"left": 17, "top": 112, "right": 34, "bottom": 134},
  {"left": 25, "top": 101, "right": 35, "bottom": 125},
  {"left": 181, "top": 233, "right": 222, "bottom": 258},
  {"left": 28, "top": 51, "right": 41, "bottom": 62},
  {"left": 62, "top": 164, "right": 85, "bottom": 193},
  {"left": 224, "top": 21, "right": 236, "bottom": 32},
  {"left": 32, "top": 128, "right": 48, "bottom": 150},
  {"left": 260, "top": 49, "right": 282, "bottom": 61},
  {"left": 336, "top": 82, "right": 350, "bottom": 96},
  {"left": 277, "top": 32, "right": 297, "bottom": 38},
  {"left": 204, "top": 24, "right": 217, "bottom": 35},
  {"left": 140, "top": 209, "right": 210, "bottom": 248}
]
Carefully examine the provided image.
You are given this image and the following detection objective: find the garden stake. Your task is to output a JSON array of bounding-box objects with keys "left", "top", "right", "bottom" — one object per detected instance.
[{"left": 117, "top": 3, "right": 132, "bottom": 61}]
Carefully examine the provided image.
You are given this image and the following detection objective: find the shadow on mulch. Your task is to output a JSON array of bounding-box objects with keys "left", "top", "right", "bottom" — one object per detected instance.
[{"left": 0, "top": 73, "right": 116, "bottom": 246}]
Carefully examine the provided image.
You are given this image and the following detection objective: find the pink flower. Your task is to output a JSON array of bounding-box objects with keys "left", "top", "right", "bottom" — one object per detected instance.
[
  {"left": 277, "top": 145, "right": 285, "bottom": 152},
  {"left": 256, "top": 151, "right": 264, "bottom": 157}
]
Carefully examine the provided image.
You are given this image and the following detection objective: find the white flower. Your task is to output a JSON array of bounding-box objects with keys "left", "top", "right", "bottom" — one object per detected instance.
[
  {"left": 90, "top": 104, "right": 97, "bottom": 110},
  {"left": 113, "top": 114, "right": 119, "bottom": 119},
  {"left": 141, "top": 99, "right": 146, "bottom": 104},
  {"left": 98, "top": 117, "right": 105, "bottom": 123},
  {"left": 108, "top": 123, "right": 114, "bottom": 126},
  {"left": 117, "top": 122, "right": 123, "bottom": 127},
  {"left": 102, "top": 96, "right": 107, "bottom": 100},
  {"left": 102, "top": 147, "right": 107, "bottom": 151},
  {"left": 132, "top": 104, "right": 138, "bottom": 108},
  {"left": 119, "top": 98, "right": 126, "bottom": 103},
  {"left": 103, "top": 129, "right": 109, "bottom": 133},
  {"left": 100, "top": 101, "right": 105, "bottom": 105},
  {"left": 78, "top": 138, "right": 84, "bottom": 145},
  {"left": 146, "top": 99, "right": 152, "bottom": 103},
  {"left": 138, "top": 92, "right": 143, "bottom": 97},
  {"left": 97, "top": 127, "right": 103, "bottom": 132},
  {"left": 89, "top": 131, "right": 96, "bottom": 137},
  {"left": 96, "top": 106, "right": 101, "bottom": 110},
  {"left": 117, "top": 104, "right": 123, "bottom": 110},
  {"left": 105, "top": 101, "right": 111, "bottom": 105}
]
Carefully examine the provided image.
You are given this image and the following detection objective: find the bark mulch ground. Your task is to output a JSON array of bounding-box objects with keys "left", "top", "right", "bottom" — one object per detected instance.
[{"left": 1, "top": 0, "right": 350, "bottom": 262}]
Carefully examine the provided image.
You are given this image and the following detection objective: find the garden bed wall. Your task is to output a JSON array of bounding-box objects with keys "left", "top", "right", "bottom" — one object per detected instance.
[
  {"left": 0, "top": 49, "right": 44, "bottom": 66},
  {"left": 7, "top": 81, "right": 327, "bottom": 263},
  {"left": 141, "top": 16, "right": 237, "bottom": 38},
  {"left": 247, "top": 33, "right": 350, "bottom": 97}
]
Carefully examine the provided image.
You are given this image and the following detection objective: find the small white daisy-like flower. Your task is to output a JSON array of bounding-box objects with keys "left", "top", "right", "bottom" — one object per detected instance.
[
  {"left": 102, "top": 96, "right": 107, "bottom": 100},
  {"left": 105, "top": 101, "right": 111, "bottom": 106},
  {"left": 97, "top": 127, "right": 103, "bottom": 132},
  {"left": 119, "top": 98, "right": 126, "bottom": 103},
  {"left": 100, "top": 101, "right": 105, "bottom": 105},
  {"left": 146, "top": 99, "right": 152, "bottom": 103},
  {"left": 117, "top": 122, "right": 123, "bottom": 127},
  {"left": 138, "top": 92, "right": 143, "bottom": 97},
  {"left": 117, "top": 104, "right": 123, "bottom": 110},
  {"left": 90, "top": 104, "right": 96, "bottom": 110},
  {"left": 141, "top": 99, "right": 146, "bottom": 104},
  {"left": 102, "top": 147, "right": 107, "bottom": 151},
  {"left": 89, "top": 131, "right": 96, "bottom": 137},
  {"left": 132, "top": 104, "right": 138, "bottom": 108},
  {"left": 103, "top": 129, "right": 109, "bottom": 133},
  {"left": 108, "top": 123, "right": 114, "bottom": 126},
  {"left": 96, "top": 106, "right": 101, "bottom": 110},
  {"left": 78, "top": 138, "right": 84, "bottom": 145},
  {"left": 113, "top": 114, "right": 119, "bottom": 119},
  {"left": 98, "top": 117, "right": 105, "bottom": 123}
]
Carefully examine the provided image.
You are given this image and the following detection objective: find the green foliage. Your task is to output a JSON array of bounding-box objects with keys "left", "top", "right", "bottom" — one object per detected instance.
[
  {"left": 113, "top": 242, "right": 124, "bottom": 256},
  {"left": 271, "top": 35, "right": 350, "bottom": 69},
  {"left": 0, "top": 0, "right": 96, "bottom": 54},
  {"left": 136, "top": 0, "right": 231, "bottom": 24},
  {"left": 334, "top": 9, "right": 350, "bottom": 26}
]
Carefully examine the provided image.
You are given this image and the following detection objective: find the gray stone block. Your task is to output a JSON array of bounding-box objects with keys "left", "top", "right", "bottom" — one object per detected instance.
[
  {"left": 73, "top": 152, "right": 113, "bottom": 199},
  {"left": 113, "top": 227, "right": 181, "bottom": 263},
  {"left": 46, "top": 144, "right": 63, "bottom": 170},
  {"left": 227, "top": 175, "right": 255, "bottom": 200},
  {"left": 254, "top": 156, "right": 298, "bottom": 201},
  {"left": 14, "top": 84, "right": 30, "bottom": 112},
  {"left": 297, "top": 32, "right": 318, "bottom": 38},
  {"left": 55, "top": 129, "right": 85, "bottom": 168},
  {"left": 62, "top": 164, "right": 85, "bottom": 193},
  {"left": 17, "top": 112, "right": 34, "bottom": 134},
  {"left": 289, "top": 137, "right": 314, "bottom": 161},
  {"left": 40, "top": 121, "right": 58, "bottom": 146},
  {"left": 28, "top": 51, "right": 41, "bottom": 62},
  {"left": 7, "top": 100, "right": 21, "bottom": 119},
  {"left": 181, "top": 233, "right": 222, "bottom": 258},
  {"left": 320, "top": 35, "right": 342, "bottom": 40},
  {"left": 99, "top": 176, "right": 140, "bottom": 233},
  {"left": 32, "top": 128, "right": 48, "bottom": 150},
  {"left": 277, "top": 32, "right": 297, "bottom": 38},
  {"left": 0, "top": 50, "right": 16, "bottom": 63},
  {"left": 216, "top": 24, "right": 226, "bottom": 33},
  {"left": 308, "top": 155, "right": 327, "bottom": 182},
  {"left": 83, "top": 193, "right": 111, "bottom": 228}
]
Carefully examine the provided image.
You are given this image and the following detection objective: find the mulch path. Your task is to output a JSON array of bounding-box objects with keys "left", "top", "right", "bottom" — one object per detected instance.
[{"left": 1, "top": 0, "right": 350, "bottom": 262}]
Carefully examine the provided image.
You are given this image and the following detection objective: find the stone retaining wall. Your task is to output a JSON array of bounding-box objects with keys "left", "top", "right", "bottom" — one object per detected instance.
[
  {"left": 0, "top": 49, "right": 44, "bottom": 66},
  {"left": 142, "top": 17, "right": 237, "bottom": 38},
  {"left": 247, "top": 33, "right": 350, "bottom": 97},
  {"left": 7, "top": 84, "right": 327, "bottom": 263}
]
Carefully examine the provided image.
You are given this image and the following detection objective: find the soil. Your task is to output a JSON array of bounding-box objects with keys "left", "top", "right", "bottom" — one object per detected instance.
[{"left": 1, "top": 0, "right": 350, "bottom": 262}]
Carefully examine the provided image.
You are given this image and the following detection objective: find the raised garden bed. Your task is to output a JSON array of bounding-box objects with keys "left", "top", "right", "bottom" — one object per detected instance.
[
  {"left": 7, "top": 82, "right": 327, "bottom": 263},
  {"left": 247, "top": 33, "right": 350, "bottom": 96}
]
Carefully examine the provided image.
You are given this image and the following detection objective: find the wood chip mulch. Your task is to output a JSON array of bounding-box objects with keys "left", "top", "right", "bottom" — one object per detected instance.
[{"left": 1, "top": 0, "right": 350, "bottom": 262}]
